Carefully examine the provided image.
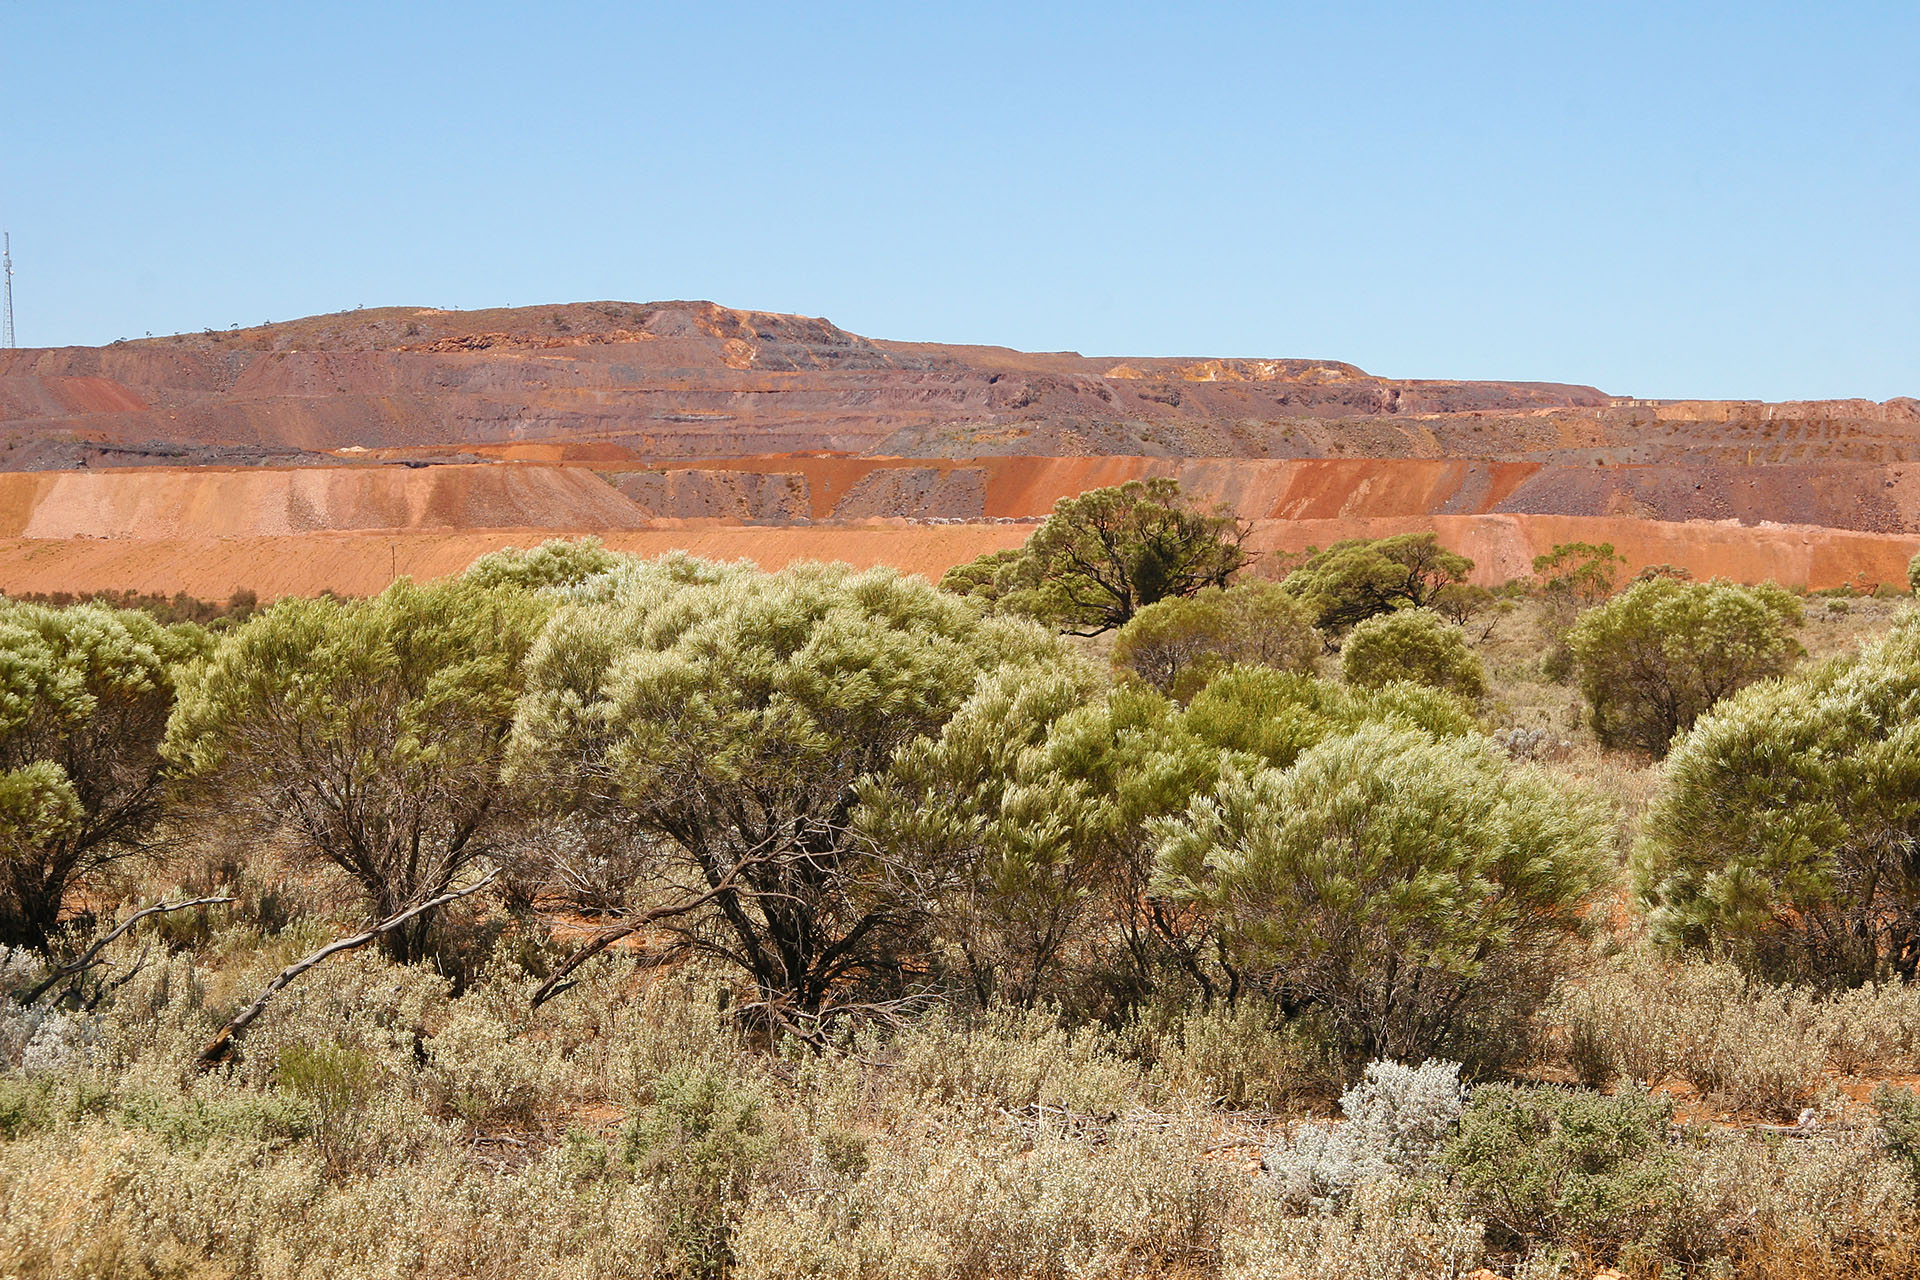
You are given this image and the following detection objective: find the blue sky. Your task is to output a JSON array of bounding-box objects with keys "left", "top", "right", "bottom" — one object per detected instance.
[{"left": 4, "top": 2, "right": 1915, "bottom": 399}]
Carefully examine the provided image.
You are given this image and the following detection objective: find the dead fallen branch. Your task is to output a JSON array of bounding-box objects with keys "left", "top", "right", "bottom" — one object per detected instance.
[
  {"left": 195, "top": 872, "right": 498, "bottom": 1072},
  {"left": 19, "top": 895, "right": 235, "bottom": 1006}
]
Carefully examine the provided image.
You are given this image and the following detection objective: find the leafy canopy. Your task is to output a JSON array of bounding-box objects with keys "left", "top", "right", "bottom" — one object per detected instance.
[
  {"left": 1533, "top": 541, "right": 1626, "bottom": 606},
  {"left": 1154, "top": 724, "right": 1606, "bottom": 1064},
  {"left": 1110, "top": 580, "right": 1320, "bottom": 697},
  {"left": 1279, "top": 532, "right": 1473, "bottom": 632},
  {"left": 942, "top": 478, "right": 1248, "bottom": 634},
  {"left": 0, "top": 601, "right": 207, "bottom": 951},
  {"left": 1338, "top": 607, "right": 1485, "bottom": 700},
  {"left": 510, "top": 559, "right": 1060, "bottom": 1019},
  {"left": 1565, "top": 576, "right": 1803, "bottom": 756},
  {"left": 1637, "top": 619, "right": 1920, "bottom": 984},
  {"left": 463, "top": 536, "right": 627, "bottom": 592},
  {"left": 164, "top": 578, "right": 550, "bottom": 961}
]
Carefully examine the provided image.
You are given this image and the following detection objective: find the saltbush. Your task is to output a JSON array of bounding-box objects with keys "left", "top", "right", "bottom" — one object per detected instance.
[{"left": 1442, "top": 1083, "right": 1677, "bottom": 1256}]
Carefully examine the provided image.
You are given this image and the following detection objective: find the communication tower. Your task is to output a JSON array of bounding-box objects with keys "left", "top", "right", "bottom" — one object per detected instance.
[{"left": 2, "top": 234, "right": 13, "bottom": 348}]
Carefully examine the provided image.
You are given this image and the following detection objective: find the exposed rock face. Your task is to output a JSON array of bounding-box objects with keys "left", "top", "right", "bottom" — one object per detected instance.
[{"left": 0, "top": 299, "right": 1914, "bottom": 600}]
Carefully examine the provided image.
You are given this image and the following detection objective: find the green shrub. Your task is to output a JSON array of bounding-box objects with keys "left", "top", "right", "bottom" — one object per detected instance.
[
  {"left": 463, "top": 536, "right": 625, "bottom": 591},
  {"left": 1112, "top": 580, "right": 1320, "bottom": 696},
  {"left": 1875, "top": 1085, "right": 1920, "bottom": 1188},
  {"left": 619, "top": 1066, "right": 779, "bottom": 1279},
  {"left": 1638, "top": 619, "right": 1920, "bottom": 983},
  {"left": 1565, "top": 576, "right": 1803, "bottom": 756},
  {"left": 1156, "top": 726, "right": 1607, "bottom": 1066},
  {"left": 1339, "top": 607, "right": 1486, "bottom": 699},
  {"left": 1443, "top": 1084, "right": 1677, "bottom": 1256}
]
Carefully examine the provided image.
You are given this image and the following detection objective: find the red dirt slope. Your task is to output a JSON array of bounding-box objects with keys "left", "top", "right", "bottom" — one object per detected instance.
[
  {"left": 0, "top": 516, "right": 1907, "bottom": 603},
  {"left": 0, "top": 463, "right": 653, "bottom": 538}
]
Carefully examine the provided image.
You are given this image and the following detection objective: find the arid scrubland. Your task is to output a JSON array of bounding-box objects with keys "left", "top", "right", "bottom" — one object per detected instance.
[{"left": 8, "top": 487, "right": 1920, "bottom": 1280}]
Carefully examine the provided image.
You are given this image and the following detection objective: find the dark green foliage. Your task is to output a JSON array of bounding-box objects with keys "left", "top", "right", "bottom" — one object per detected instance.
[
  {"left": 1280, "top": 532, "right": 1473, "bottom": 632},
  {"left": 941, "top": 479, "right": 1249, "bottom": 634},
  {"left": 1443, "top": 1084, "right": 1677, "bottom": 1255}
]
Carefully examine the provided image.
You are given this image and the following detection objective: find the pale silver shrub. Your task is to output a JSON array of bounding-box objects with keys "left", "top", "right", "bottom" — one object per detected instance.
[
  {"left": 1262, "top": 1058, "right": 1465, "bottom": 1213},
  {"left": 1663, "top": 1128, "right": 1918, "bottom": 1267},
  {"left": 423, "top": 1007, "right": 565, "bottom": 1125},
  {"left": 15, "top": 1007, "right": 94, "bottom": 1073}
]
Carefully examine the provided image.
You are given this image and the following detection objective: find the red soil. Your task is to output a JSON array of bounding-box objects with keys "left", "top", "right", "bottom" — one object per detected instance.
[
  {"left": 0, "top": 515, "right": 1906, "bottom": 603},
  {"left": 0, "top": 463, "right": 655, "bottom": 538}
]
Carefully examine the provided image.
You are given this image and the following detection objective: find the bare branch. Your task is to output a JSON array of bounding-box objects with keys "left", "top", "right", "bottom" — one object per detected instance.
[
  {"left": 530, "top": 856, "right": 765, "bottom": 1008},
  {"left": 18, "top": 896, "right": 236, "bottom": 1006},
  {"left": 195, "top": 871, "right": 498, "bottom": 1072}
]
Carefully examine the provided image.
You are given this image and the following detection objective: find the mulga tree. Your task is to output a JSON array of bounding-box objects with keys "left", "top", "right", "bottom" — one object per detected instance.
[
  {"left": 1280, "top": 532, "right": 1473, "bottom": 632},
  {"left": 164, "top": 578, "right": 550, "bottom": 962},
  {"left": 463, "top": 536, "right": 627, "bottom": 592},
  {"left": 864, "top": 664, "right": 1479, "bottom": 1013},
  {"left": 509, "top": 559, "right": 1059, "bottom": 1025},
  {"left": 943, "top": 478, "right": 1249, "bottom": 634},
  {"left": 1339, "top": 607, "right": 1486, "bottom": 701},
  {"left": 1110, "top": 580, "right": 1321, "bottom": 697},
  {"left": 0, "top": 602, "right": 209, "bottom": 951},
  {"left": 861, "top": 665, "right": 1225, "bottom": 1011}
]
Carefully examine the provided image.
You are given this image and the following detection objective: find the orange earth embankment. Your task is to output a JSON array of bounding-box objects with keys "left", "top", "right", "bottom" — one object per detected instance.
[
  {"left": 0, "top": 515, "right": 1908, "bottom": 602},
  {"left": 0, "top": 463, "right": 655, "bottom": 538}
]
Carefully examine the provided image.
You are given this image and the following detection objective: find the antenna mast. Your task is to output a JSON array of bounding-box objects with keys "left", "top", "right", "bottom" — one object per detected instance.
[{"left": 2, "top": 234, "right": 13, "bottom": 348}]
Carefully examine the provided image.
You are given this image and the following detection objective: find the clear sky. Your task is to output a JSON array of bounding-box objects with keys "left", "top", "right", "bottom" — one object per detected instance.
[{"left": 4, "top": 2, "right": 1915, "bottom": 400}]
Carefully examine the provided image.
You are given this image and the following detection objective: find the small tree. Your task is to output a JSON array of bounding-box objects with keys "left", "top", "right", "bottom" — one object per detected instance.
[
  {"left": 1111, "top": 580, "right": 1320, "bottom": 696},
  {"left": 942, "top": 478, "right": 1248, "bottom": 635},
  {"left": 164, "top": 579, "right": 549, "bottom": 962},
  {"left": 0, "top": 603, "right": 208, "bottom": 951},
  {"left": 1339, "top": 608, "right": 1485, "bottom": 700},
  {"left": 1565, "top": 577, "right": 1803, "bottom": 756},
  {"left": 1533, "top": 541, "right": 1626, "bottom": 606},
  {"left": 1637, "top": 621, "right": 1920, "bottom": 983},
  {"left": 510, "top": 561, "right": 1060, "bottom": 1023},
  {"left": 1155, "top": 725, "right": 1606, "bottom": 1065},
  {"left": 1280, "top": 533, "right": 1473, "bottom": 632},
  {"left": 1908, "top": 550, "right": 1920, "bottom": 596}
]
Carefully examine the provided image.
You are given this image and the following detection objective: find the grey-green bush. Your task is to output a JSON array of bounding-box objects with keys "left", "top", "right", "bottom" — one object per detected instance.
[
  {"left": 1565, "top": 575, "right": 1803, "bottom": 756},
  {"left": 1338, "top": 607, "right": 1485, "bottom": 699}
]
